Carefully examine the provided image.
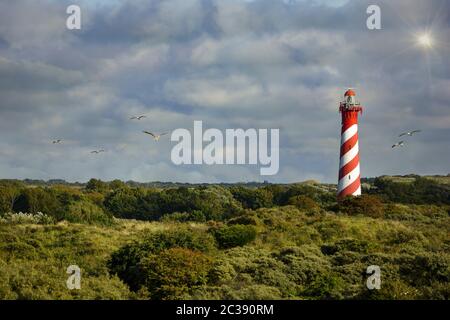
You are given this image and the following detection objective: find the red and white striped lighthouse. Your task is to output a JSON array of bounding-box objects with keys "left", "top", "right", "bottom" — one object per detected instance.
[{"left": 337, "top": 89, "right": 363, "bottom": 199}]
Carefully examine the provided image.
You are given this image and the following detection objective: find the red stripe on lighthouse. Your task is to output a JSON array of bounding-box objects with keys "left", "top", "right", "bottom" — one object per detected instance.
[
  {"left": 339, "top": 174, "right": 361, "bottom": 197},
  {"left": 340, "top": 133, "right": 358, "bottom": 156},
  {"left": 339, "top": 153, "right": 360, "bottom": 180}
]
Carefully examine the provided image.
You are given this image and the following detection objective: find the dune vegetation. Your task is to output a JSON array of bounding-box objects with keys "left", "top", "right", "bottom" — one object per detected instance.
[{"left": 0, "top": 176, "right": 448, "bottom": 300}]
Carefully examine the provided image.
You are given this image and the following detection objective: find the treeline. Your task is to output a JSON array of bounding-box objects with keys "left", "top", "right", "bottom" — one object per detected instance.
[
  {"left": 0, "top": 176, "right": 449, "bottom": 225},
  {"left": 368, "top": 177, "right": 450, "bottom": 205},
  {"left": 2, "top": 178, "right": 273, "bottom": 189}
]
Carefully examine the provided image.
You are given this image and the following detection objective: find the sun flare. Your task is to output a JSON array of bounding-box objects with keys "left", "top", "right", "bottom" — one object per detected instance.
[{"left": 417, "top": 33, "right": 433, "bottom": 48}]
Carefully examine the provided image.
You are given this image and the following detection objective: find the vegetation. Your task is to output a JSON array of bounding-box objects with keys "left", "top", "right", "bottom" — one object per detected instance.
[{"left": 0, "top": 175, "right": 448, "bottom": 300}]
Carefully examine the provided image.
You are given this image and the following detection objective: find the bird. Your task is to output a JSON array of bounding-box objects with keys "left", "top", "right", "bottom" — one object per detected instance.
[
  {"left": 90, "top": 149, "right": 105, "bottom": 154},
  {"left": 399, "top": 130, "right": 421, "bottom": 137},
  {"left": 392, "top": 141, "right": 405, "bottom": 148},
  {"left": 52, "top": 139, "right": 62, "bottom": 144},
  {"left": 143, "top": 131, "right": 169, "bottom": 141},
  {"left": 130, "top": 115, "right": 147, "bottom": 120}
]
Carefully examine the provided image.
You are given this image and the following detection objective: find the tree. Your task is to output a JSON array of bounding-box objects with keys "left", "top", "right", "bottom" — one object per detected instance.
[
  {"left": 85, "top": 179, "right": 108, "bottom": 193},
  {"left": 0, "top": 186, "right": 21, "bottom": 213}
]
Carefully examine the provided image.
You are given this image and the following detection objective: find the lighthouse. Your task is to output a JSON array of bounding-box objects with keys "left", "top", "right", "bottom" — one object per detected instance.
[{"left": 337, "top": 89, "right": 363, "bottom": 198}]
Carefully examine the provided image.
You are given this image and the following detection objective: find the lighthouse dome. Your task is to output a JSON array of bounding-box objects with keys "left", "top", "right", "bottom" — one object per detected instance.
[{"left": 344, "top": 89, "right": 356, "bottom": 97}]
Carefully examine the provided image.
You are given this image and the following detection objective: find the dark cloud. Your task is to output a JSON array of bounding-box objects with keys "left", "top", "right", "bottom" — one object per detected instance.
[{"left": 0, "top": 0, "right": 448, "bottom": 182}]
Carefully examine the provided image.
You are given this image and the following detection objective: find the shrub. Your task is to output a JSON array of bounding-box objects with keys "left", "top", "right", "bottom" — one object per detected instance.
[
  {"left": 230, "top": 187, "right": 273, "bottom": 209},
  {"left": 66, "top": 201, "right": 113, "bottom": 225},
  {"left": 108, "top": 227, "right": 216, "bottom": 291},
  {"left": 337, "top": 195, "right": 384, "bottom": 218},
  {"left": 139, "top": 248, "right": 212, "bottom": 299},
  {"left": 302, "top": 273, "right": 346, "bottom": 299},
  {"left": 227, "top": 214, "right": 259, "bottom": 226},
  {"left": 321, "top": 239, "right": 372, "bottom": 255},
  {"left": 211, "top": 224, "right": 257, "bottom": 249},
  {"left": 288, "top": 195, "right": 320, "bottom": 212},
  {"left": 13, "top": 188, "right": 63, "bottom": 217}
]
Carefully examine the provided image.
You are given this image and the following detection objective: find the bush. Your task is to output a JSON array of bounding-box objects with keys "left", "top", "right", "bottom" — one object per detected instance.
[
  {"left": 230, "top": 187, "right": 273, "bottom": 209},
  {"left": 13, "top": 188, "right": 63, "bottom": 217},
  {"left": 66, "top": 201, "right": 113, "bottom": 225},
  {"left": 227, "top": 213, "right": 259, "bottom": 226},
  {"left": 288, "top": 195, "right": 320, "bottom": 212},
  {"left": 336, "top": 195, "right": 384, "bottom": 218},
  {"left": 302, "top": 273, "right": 346, "bottom": 299},
  {"left": 139, "top": 248, "right": 212, "bottom": 299},
  {"left": 212, "top": 224, "right": 257, "bottom": 249},
  {"left": 108, "top": 227, "right": 216, "bottom": 291}
]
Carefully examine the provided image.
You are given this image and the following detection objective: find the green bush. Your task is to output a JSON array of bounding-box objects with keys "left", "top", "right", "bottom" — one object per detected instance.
[
  {"left": 66, "top": 200, "right": 113, "bottom": 225},
  {"left": 336, "top": 195, "right": 384, "bottom": 218},
  {"left": 139, "top": 248, "right": 212, "bottom": 299},
  {"left": 230, "top": 187, "right": 273, "bottom": 209},
  {"left": 288, "top": 195, "right": 320, "bottom": 212},
  {"left": 212, "top": 224, "right": 257, "bottom": 249},
  {"left": 108, "top": 227, "right": 216, "bottom": 291}
]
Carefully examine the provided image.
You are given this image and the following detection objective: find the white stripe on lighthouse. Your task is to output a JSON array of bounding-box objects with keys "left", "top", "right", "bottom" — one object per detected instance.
[
  {"left": 352, "top": 186, "right": 362, "bottom": 196},
  {"left": 341, "top": 124, "right": 358, "bottom": 145},
  {"left": 338, "top": 163, "right": 360, "bottom": 191},
  {"left": 339, "top": 141, "right": 359, "bottom": 168}
]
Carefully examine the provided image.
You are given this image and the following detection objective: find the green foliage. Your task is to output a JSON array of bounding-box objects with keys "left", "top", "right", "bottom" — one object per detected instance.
[
  {"left": 108, "top": 227, "right": 216, "bottom": 291},
  {"left": 104, "top": 188, "right": 151, "bottom": 220},
  {"left": 85, "top": 179, "right": 109, "bottom": 192},
  {"left": 302, "top": 273, "right": 346, "bottom": 299},
  {"left": 288, "top": 195, "right": 320, "bottom": 213},
  {"left": 0, "top": 185, "right": 21, "bottom": 213},
  {"left": 372, "top": 176, "right": 450, "bottom": 205},
  {"left": 140, "top": 248, "right": 212, "bottom": 299},
  {"left": 66, "top": 200, "right": 113, "bottom": 225},
  {"left": 104, "top": 186, "right": 241, "bottom": 221},
  {"left": 13, "top": 188, "right": 63, "bottom": 217},
  {"left": 0, "top": 177, "right": 449, "bottom": 300},
  {"left": 211, "top": 224, "right": 257, "bottom": 249},
  {"left": 336, "top": 195, "right": 384, "bottom": 218},
  {"left": 230, "top": 186, "right": 273, "bottom": 209}
]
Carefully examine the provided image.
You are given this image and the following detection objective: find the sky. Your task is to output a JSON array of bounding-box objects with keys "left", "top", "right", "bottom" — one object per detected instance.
[{"left": 0, "top": 0, "right": 449, "bottom": 183}]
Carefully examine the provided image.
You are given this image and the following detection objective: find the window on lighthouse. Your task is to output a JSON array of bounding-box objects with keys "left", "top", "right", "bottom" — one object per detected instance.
[{"left": 347, "top": 96, "right": 355, "bottom": 104}]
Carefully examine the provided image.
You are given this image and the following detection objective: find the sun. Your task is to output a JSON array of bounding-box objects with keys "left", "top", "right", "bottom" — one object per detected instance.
[{"left": 417, "top": 33, "right": 433, "bottom": 48}]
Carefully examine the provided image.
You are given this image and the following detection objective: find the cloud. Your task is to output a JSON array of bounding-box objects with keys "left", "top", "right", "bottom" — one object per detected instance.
[{"left": 0, "top": 0, "right": 449, "bottom": 183}]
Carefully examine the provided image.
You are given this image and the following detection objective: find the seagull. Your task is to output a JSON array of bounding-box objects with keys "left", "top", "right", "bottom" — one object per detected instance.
[
  {"left": 52, "top": 139, "right": 62, "bottom": 144},
  {"left": 392, "top": 141, "right": 405, "bottom": 148},
  {"left": 399, "top": 130, "right": 421, "bottom": 137},
  {"left": 143, "top": 131, "right": 169, "bottom": 141},
  {"left": 90, "top": 149, "right": 105, "bottom": 154},
  {"left": 130, "top": 115, "right": 147, "bottom": 120}
]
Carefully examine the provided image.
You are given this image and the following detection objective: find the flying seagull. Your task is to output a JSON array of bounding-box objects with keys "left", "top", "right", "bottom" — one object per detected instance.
[
  {"left": 392, "top": 141, "right": 405, "bottom": 148},
  {"left": 399, "top": 130, "right": 421, "bottom": 137},
  {"left": 130, "top": 115, "right": 147, "bottom": 120},
  {"left": 52, "top": 139, "right": 62, "bottom": 144},
  {"left": 143, "top": 131, "right": 169, "bottom": 141},
  {"left": 90, "top": 149, "right": 105, "bottom": 154}
]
